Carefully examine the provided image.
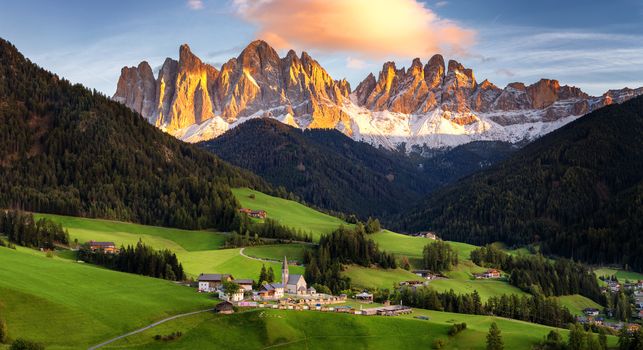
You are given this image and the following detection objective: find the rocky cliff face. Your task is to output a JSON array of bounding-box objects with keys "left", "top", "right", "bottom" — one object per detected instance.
[
  {"left": 114, "top": 41, "right": 643, "bottom": 149},
  {"left": 113, "top": 41, "right": 351, "bottom": 142}
]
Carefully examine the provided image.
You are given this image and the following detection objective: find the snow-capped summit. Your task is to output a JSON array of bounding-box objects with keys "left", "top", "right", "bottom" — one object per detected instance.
[{"left": 113, "top": 42, "right": 643, "bottom": 150}]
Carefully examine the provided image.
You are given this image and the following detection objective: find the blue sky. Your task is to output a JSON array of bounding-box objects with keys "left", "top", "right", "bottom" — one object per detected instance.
[{"left": 1, "top": 0, "right": 642, "bottom": 96}]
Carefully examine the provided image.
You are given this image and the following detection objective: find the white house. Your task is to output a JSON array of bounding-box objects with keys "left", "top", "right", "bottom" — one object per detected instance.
[
  {"left": 258, "top": 283, "right": 284, "bottom": 300},
  {"left": 218, "top": 288, "right": 245, "bottom": 302},
  {"left": 282, "top": 256, "right": 307, "bottom": 294},
  {"left": 235, "top": 279, "right": 254, "bottom": 291}
]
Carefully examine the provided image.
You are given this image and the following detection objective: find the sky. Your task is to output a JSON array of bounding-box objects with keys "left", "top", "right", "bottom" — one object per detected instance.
[{"left": 1, "top": 0, "right": 642, "bottom": 96}]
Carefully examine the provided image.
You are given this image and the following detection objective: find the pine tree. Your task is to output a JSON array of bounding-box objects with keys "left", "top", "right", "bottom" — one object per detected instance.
[
  {"left": 0, "top": 315, "right": 7, "bottom": 344},
  {"left": 486, "top": 322, "right": 503, "bottom": 350},
  {"left": 267, "top": 266, "right": 275, "bottom": 283}
]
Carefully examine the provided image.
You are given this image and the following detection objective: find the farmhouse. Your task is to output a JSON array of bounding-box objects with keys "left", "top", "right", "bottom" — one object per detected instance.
[
  {"left": 214, "top": 301, "right": 235, "bottom": 314},
  {"left": 282, "top": 256, "right": 307, "bottom": 294},
  {"left": 235, "top": 279, "right": 255, "bottom": 291},
  {"left": 476, "top": 269, "right": 501, "bottom": 279},
  {"left": 355, "top": 292, "right": 373, "bottom": 303},
  {"left": 257, "top": 283, "right": 284, "bottom": 300},
  {"left": 412, "top": 270, "right": 439, "bottom": 280},
  {"left": 87, "top": 241, "right": 117, "bottom": 253},
  {"left": 416, "top": 231, "right": 439, "bottom": 240},
  {"left": 583, "top": 308, "right": 600, "bottom": 317},
  {"left": 197, "top": 273, "right": 233, "bottom": 292},
  {"left": 239, "top": 208, "right": 267, "bottom": 219},
  {"left": 218, "top": 287, "right": 245, "bottom": 302}
]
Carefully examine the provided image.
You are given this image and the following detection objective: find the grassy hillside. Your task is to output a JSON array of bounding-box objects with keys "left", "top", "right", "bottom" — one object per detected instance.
[
  {"left": 103, "top": 308, "right": 614, "bottom": 350},
  {"left": 38, "top": 213, "right": 304, "bottom": 279},
  {"left": 243, "top": 244, "right": 308, "bottom": 263},
  {"left": 556, "top": 295, "right": 604, "bottom": 317},
  {"left": 0, "top": 246, "right": 211, "bottom": 349},
  {"left": 594, "top": 268, "right": 643, "bottom": 282},
  {"left": 233, "top": 188, "right": 351, "bottom": 240}
]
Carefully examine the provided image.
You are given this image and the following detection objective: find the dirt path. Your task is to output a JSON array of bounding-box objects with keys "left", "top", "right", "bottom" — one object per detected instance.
[
  {"left": 87, "top": 308, "right": 212, "bottom": 350},
  {"left": 239, "top": 247, "right": 282, "bottom": 264}
]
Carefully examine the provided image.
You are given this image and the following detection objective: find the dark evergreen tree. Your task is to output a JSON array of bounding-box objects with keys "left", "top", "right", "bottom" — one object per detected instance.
[{"left": 486, "top": 322, "right": 503, "bottom": 350}]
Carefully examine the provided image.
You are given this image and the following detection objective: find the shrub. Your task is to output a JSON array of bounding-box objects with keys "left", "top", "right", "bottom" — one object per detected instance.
[
  {"left": 0, "top": 317, "right": 7, "bottom": 343},
  {"left": 9, "top": 339, "right": 44, "bottom": 350},
  {"left": 448, "top": 322, "right": 467, "bottom": 336},
  {"left": 153, "top": 331, "right": 183, "bottom": 342},
  {"left": 432, "top": 338, "right": 446, "bottom": 349},
  {"left": 45, "top": 250, "right": 54, "bottom": 258}
]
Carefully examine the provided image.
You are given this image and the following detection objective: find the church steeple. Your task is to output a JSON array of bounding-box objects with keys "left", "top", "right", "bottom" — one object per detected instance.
[{"left": 282, "top": 255, "right": 289, "bottom": 285}]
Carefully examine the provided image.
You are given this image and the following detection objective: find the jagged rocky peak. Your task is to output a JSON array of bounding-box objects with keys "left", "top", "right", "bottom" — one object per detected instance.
[
  {"left": 114, "top": 40, "right": 351, "bottom": 138},
  {"left": 424, "top": 54, "right": 445, "bottom": 89},
  {"left": 113, "top": 61, "right": 156, "bottom": 120}
]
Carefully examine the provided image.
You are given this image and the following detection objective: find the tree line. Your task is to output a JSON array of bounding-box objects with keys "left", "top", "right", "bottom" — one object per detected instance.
[
  {"left": 423, "top": 240, "right": 459, "bottom": 272},
  {"left": 393, "top": 286, "right": 574, "bottom": 328},
  {"left": 0, "top": 211, "right": 69, "bottom": 249},
  {"left": 470, "top": 245, "right": 604, "bottom": 304},
  {"left": 77, "top": 240, "right": 185, "bottom": 281},
  {"left": 303, "top": 225, "right": 397, "bottom": 293}
]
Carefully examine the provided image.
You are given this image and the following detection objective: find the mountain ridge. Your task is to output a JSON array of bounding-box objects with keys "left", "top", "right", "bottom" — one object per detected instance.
[{"left": 114, "top": 40, "right": 643, "bottom": 150}]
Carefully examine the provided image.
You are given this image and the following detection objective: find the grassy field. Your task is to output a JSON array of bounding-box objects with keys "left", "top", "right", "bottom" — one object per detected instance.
[
  {"left": 556, "top": 295, "right": 603, "bottom": 317},
  {"left": 429, "top": 278, "right": 528, "bottom": 301},
  {"left": 344, "top": 266, "right": 420, "bottom": 290},
  {"left": 37, "top": 214, "right": 304, "bottom": 280},
  {"left": 243, "top": 244, "right": 308, "bottom": 263},
  {"left": 103, "top": 308, "right": 617, "bottom": 350},
  {"left": 34, "top": 213, "right": 226, "bottom": 251},
  {"left": 594, "top": 268, "right": 643, "bottom": 282},
  {"left": 0, "top": 246, "right": 212, "bottom": 350},
  {"left": 370, "top": 230, "right": 480, "bottom": 267},
  {"left": 233, "top": 188, "right": 351, "bottom": 241}
]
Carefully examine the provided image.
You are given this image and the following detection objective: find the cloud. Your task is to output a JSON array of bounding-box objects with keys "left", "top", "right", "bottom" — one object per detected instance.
[
  {"left": 187, "top": 0, "right": 204, "bottom": 10},
  {"left": 346, "top": 57, "right": 368, "bottom": 69},
  {"left": 435, "top": 1, "right": 449, "bottom": 8},
  {"left": 232, "top": 0, "right": 475, "bottom": 58}
]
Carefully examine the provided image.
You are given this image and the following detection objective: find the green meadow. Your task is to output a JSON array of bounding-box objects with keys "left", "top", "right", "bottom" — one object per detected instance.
[
  {"left": 36, "top": 213, "right": 303, "bottom": 280},
  {"left": 0, "top": 246, "right": 212, "bottom": 350},
  {"left": 243, "top": 244, "right": 309, "bottom": 263},
  {"left": 103, "top": 308, "right": 617, "bottom": 350},
  {"left": 593, "top": 268, "right": 643, "bottom": 282},
  {"left": 556, "top": 295, "right": 603, "bottom": 317},
  {"left": 232, "top": 188, "right": 352, "bottom": 241}
]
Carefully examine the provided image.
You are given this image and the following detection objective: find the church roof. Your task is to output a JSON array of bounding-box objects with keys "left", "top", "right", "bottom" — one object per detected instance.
[{"left": 287, "top": 274, "right": 304, "bottom": 285}]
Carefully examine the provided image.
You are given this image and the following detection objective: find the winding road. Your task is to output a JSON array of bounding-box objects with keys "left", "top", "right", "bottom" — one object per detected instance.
[{"left": 87, "top": 308, "right": 212, "bottom": 350}]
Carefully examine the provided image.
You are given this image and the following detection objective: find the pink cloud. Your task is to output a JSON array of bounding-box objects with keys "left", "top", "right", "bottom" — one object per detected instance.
[
  {"left": 233, "top": 0, "right": 475, "bottom": 58},
  {"left": 187, "top": 0, "right": 204, "bottom": 10}
]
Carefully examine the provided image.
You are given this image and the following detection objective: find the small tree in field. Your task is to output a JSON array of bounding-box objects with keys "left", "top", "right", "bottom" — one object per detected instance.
[
  {"left": 486, "top": 322, "right": 503, "bottom": 350},
  {"left": 0, "top": 315, "right": 8, "bottom": 343},
  {"left": 222, "top": 280, "right": 241, "bottom": 300}
]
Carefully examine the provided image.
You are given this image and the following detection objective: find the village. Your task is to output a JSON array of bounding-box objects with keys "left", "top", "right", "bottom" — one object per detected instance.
[
  {"left": 198, "top": 255, "right": 413, "bottom": 317},
  {"left": 576, "top": 279, "right": 643, "bottom": 333}
]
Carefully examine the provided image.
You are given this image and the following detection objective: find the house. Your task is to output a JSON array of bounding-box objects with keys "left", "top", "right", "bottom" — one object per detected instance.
[
  {"left": 214, "top": 301, "right": 235, "bottom": 314},
  {"left": 258, "top": 283, "right": 284, "bottom": 300},
  {"left": 235, "top": 279, "right": 255, "bottom": 291},
  {"left": 307, "top": 286, "right": 317, "bottom": 295},
  {"left": 583, "top": 308, "right": 600, "bottom": 317},
  {"left": 412, "top": 270, "right": 438, "bottom": 280},
  {"left": 282, "top": 256, "right": 307, "bottom": 294},
  {"left": 87, "top": 241, "right": 117, "bottom": 253},
  {"left": 218, "top": 287, "right": 245, "bottom": 302},
  {"left": 355, "top": 292, "right": 373, "bottom": 303},
  {"left": 416, "top": 231, "right": 439, "bottom": 240},
  {"left": 239, "top": 208, "right": 267, "bottom": 219},
  {"left": 475, "top": 269, "right": 501, "bottom": 279},
  {"left": 627, "top": 323, "right": 641, "bottom": 333},
  {"left": 197, "top": 273, "right": 233, "bottom": 292}
]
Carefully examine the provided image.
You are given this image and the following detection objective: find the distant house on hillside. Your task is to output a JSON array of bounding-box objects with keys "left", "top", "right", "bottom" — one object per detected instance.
[
  {"left": 87, "top": 241, "right": 117, "bottom": 253},
  {"left": 239, "top": 208, "right": 267, "bottom": 219},
  {"left": 583, "top": 308, "right": 600, "bottom": 317},
  {"left": 235, "top": 279, "right": 255, "bottom": 291},
  {"left": 415, "top": 231, "right": 439, "bottom": 240},
  {"left": 356, "top": 292, "right": 373, "bottom": 303},
  {"left": 197, "top": 273, "right": 233, "bottom": 292},
  {"left": 475, "top": 269, "right": 501, "bottom": 279}
]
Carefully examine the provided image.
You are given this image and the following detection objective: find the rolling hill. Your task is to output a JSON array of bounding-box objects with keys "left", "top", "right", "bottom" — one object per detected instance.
[
  {"left": 395, "top": 95, "right": 643, "bottom": 271},
  {"left": 0, "top": 38, "right": 267, "bottom": 231}
]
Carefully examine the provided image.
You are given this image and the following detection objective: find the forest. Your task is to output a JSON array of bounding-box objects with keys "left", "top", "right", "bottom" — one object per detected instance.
[
  {"left": 0, "top": 39, "right": 268, "bottom": 232},
  {"left": 303, "top": 225, "right": 397, "bottom": 293},
  {"left": 77, "top": 240, "right": 185, "bottom": 281},
  {"left": 396, "top": 96, "right": 643, "bottom": 271},
  {"left": 471, "top": 245, "right": 604, "bottom": 303},
  {"left": 0, "top": 210, "right": 69, "bottom": 249}
]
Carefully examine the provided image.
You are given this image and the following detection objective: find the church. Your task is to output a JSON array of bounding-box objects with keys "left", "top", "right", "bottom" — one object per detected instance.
[{"left": 282, "top": 256, "right": 308, "bottom": 295}]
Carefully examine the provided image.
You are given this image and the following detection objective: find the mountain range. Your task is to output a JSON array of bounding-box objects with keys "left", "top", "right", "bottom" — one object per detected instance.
[{"left": 114, "top": 40, "right": 643, "bottom": 150}]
